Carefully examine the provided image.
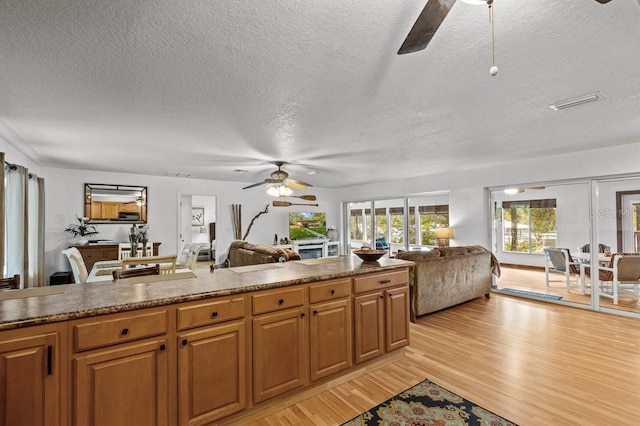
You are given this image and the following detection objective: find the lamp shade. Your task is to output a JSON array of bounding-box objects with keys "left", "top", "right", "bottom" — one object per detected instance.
[{"left": 434, "top": 227, "right": 453, "bottom": 239}]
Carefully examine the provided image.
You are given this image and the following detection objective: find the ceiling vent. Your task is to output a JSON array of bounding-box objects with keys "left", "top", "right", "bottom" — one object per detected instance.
[
  {"left": 549, "top": 92, "right": 602, "bottom": 111},
  {"left": 163, "top": 170, "right": 193, "bottom": 178}
]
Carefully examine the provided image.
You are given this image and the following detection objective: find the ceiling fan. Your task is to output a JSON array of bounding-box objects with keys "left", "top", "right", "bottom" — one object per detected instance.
[
  {"left": 242, "top": 161, "right": 313, "bottom": 193},
  {"left": 398, "top": 0, "right": 612, "bottom": 55}
]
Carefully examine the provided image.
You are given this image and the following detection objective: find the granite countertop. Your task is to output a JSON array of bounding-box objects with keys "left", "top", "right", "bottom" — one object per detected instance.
[{"left": 0, "top": 256, "right": 412, "bottom": 331}]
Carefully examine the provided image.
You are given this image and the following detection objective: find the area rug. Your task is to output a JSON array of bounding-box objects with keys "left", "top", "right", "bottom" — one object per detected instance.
[
  {"left": 341, "top": 378, "right": 517, "bottom": 426},
  {"left": 500, "top": 288, "right": 563, "bottom": 300}
]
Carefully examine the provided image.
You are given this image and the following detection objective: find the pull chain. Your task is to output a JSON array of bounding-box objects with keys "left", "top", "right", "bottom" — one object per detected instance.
[{"left": 488, "top": 0, "right": 498, "bottom": 76}]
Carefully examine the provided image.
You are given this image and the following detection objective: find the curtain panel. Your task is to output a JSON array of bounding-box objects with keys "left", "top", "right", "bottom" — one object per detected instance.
[{"left": 1, "top": 153, "right": 46, "bottom": 288}]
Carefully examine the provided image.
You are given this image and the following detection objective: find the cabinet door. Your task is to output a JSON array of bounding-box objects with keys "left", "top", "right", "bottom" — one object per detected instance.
[
  {"left": 73, "top": 338, "right": 169, "bottom": 426},
  {"left": 0, "top": 331, "right": 59, "bottom": 426},
  {"left": 177, "top": 322, "right": 246, "bottom": 425},
  {"left": 385, "top": 286, "right": 410, "bottom": 352},
  {"left": 309, "top": 299, "right": 352, "bottom": 381},
  {"left": 353, "top": 292, "right": 384, "bottom": 364},
  {"left": 252, "top": 308, "right": 307, "bottom": 404}
]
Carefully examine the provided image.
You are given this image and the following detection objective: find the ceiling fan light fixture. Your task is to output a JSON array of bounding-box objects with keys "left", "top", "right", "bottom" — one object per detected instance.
[
  {"left": 549, "top": 92, "right": 602, "bottom": 111},
  {"left": 266, "top": 183, "right": 293, "bottom": 197}
]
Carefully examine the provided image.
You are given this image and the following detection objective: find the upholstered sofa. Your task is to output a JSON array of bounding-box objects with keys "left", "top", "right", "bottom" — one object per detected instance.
[
  {"left": 395, "top": 245, "right": 500, "bottom": 320},
  {"left": 227, "top": 240, "right": 300, "bottom": 267}
]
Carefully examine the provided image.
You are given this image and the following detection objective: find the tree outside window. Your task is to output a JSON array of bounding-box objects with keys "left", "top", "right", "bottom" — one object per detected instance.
[{"left": 502, "top": 199, "right": 557, "bottom": 253}]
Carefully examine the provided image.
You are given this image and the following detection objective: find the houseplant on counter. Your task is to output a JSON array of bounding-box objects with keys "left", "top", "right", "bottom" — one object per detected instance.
[{"left": 65, "top": 215, "right": 98, "bottom": 245}]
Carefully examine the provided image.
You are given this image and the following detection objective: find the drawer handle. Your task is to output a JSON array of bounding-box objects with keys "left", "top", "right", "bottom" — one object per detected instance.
[
  {"left": 330, "top": 289, "right": 335, "bottom": 295},
  {"left": 378, "top": 279, "right": 391, "bottom": 284},
  {"left": 278, "top": 298, "right": 284, "bottom": 305},
  {"left": 121, "top": 328, "right": 129, "bottom": 336},
  {"left": 211, "top": 311, "right": 218, "bottom": 318}
]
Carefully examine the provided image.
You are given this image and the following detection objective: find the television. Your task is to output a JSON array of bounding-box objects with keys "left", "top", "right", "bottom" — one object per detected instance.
[{"left": 289, "top": 212, "right": 327, "bottom": 240}]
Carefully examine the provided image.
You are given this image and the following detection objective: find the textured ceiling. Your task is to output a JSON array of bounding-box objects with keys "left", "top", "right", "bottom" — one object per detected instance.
[{"left": 1, "top": 0, "right": 639, "bottom": 188}]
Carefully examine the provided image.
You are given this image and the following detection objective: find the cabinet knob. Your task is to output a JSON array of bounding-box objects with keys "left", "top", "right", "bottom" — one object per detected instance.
[
  {"left": 330, "top": 289, "right": 335, "bottom": 295},
  {"left": 159, "top": 344, "right": 166, "bottom": 351},
  {"left": 380, "top": 295, "right": 384, "bottom": 299},
  {"left": 211, "top": 311, "right": 218, "bottom": 318},
  {"left": 313, "top": 310, "right": 318, "bottom": 315},
  {"left": 300, "top": 312, "right": 305, "bottom": 318},
  {"left": 182, "top": 339, "right": 188, "bottom": 346},
  {"left": 121, "top": 328, "right": 129, "bottom": 336},
  {"left": 278, "top": 298, "right": 284, "bottom": 305}
]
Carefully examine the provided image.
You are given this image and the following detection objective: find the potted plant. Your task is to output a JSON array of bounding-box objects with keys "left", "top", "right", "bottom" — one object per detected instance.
[{"left": 65, "top": 215, "right": 98, "bottom": 245}]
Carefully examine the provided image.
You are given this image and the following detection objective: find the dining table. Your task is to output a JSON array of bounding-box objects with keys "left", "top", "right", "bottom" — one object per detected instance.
[{"left": 86, "top": 260, "right": 193, "bottom": 283}]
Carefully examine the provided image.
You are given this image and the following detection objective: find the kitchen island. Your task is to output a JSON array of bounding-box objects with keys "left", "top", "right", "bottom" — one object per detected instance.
[{"left": 0, "top": 255, "right": 412, "bottom": 425}]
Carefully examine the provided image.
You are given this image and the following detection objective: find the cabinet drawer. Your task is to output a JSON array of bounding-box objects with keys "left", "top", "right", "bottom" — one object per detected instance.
[
  {"left": 73, "top": 310, "right": 168, "bottom": 352},
  {"left": 252, "top": 287, "right": 304, "bottom": 315},
  {"left": 309, "top": 279, "right": 351, "bottom": 304},
  {"left": 177, "top": 296, "right": 246, "bottom": 330},
  {"left": 353, "top": 270, "right": 408, "bottom": 294}
]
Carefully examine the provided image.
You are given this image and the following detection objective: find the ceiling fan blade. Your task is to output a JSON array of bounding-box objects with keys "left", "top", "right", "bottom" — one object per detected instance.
[
  {"left": 242, "top": 180, "right": 267, "bottom": 190},
  {"left": 285, "top": 179, "right": 312, "bottom": 190},
  {"left": 398, "top": 0, "right": 457, "bottom": 55}
]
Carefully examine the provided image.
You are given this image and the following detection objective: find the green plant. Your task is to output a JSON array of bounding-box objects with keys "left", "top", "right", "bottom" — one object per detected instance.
[{"left": 65, "top": 215, "right": 98, "bottom": 237}]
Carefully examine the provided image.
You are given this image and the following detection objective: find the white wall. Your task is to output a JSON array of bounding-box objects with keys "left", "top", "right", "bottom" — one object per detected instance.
[{"left": 43, "top": 167, "right": 340, "bottom": 280}]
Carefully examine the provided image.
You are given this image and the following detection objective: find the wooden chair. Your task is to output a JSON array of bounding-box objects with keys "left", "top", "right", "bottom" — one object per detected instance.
[
  {"left": 176, "top": 244, "right": 202, "bottom": 271},
  {"left": 112, "top": 265, "right": 160, "bottom": 280},
  {"left": 583, "top": 253, "right": 640, "bottom": 304},
  {"left": 118, "top": 242, "right": 153, "bottom": 259},
  {"left": 544, "top": 247, "right": 583, "bottom": 293},
  {"left": 121, "top": 254, "right": 177, "bottom": 274},
  {"left": 0, "top": 274, "right": 20, "bottom": 290},
  {"left": 62, "top": 247, "right": 89, "bottom": 283}
]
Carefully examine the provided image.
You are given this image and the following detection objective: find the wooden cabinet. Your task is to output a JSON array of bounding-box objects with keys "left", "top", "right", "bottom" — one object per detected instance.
[
  {"left": 72, "top": 242, "right": 161, "bottom": 272},
  {"left": 0, "top": 324, "right": 64, "bottom": 426},
  {"left": 176, "top": 296, "right": 247, "bottom": 425},
  {"left": 70, "top": 308, "right": 170, "bottom": 426},
  {"left": 309, "top": 279, "right": 352, "bottom": 381},
  {"left": 353, "top": 270, "right": 410, "bottom": 364},
  {"left": 252, "top": 287, "right": 307, "bottom": 404}
]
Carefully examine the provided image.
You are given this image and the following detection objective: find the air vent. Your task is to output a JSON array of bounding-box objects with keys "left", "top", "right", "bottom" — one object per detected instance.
[
  {"left": 163, "top": 171, "right": 193, "bottom": 178},
  {"left": 549, "top": 92, "right": 602, "bottom": 111}
]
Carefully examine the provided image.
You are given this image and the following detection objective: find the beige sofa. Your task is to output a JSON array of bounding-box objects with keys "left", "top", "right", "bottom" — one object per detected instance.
[
  {"left": 395, "top": 246, "right": 500, "bottom": 320},
  {"left": 227, "top": 240, "right": 300, "bottom": 267}
]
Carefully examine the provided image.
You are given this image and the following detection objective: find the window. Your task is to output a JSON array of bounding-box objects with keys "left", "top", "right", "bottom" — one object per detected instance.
[
  {"left": 502, "top": 199, "right": 556, "bottom": 253},
  {"left": 409, "top": 205, "right": 449, "bottom": 246}
]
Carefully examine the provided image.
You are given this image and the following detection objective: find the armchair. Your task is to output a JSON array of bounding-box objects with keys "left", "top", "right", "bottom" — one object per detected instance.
[
  {"left": 544, "top": 247, "right": 583, "bottom": 294},
  {"left": 583, "top": 253, "right": 640, "bottom": 304}
]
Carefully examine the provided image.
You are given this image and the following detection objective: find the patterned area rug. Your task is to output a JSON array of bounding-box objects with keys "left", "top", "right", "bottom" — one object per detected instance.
[
  {"left": 342, "top": 378, "right": 517, "bottom": 426},
  {"left": 500, "top": 288, "right": 563, "bottom": 300}
]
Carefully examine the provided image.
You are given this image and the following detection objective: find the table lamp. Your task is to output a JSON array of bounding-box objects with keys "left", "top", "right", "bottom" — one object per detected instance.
[{"left": 434, "top": 227, "right": 453, "bottom": 247}]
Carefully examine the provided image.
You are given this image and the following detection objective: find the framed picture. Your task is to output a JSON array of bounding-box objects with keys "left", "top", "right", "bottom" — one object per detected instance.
[{"left": 192, "top": 207, "right": 205, "bottom": 226}]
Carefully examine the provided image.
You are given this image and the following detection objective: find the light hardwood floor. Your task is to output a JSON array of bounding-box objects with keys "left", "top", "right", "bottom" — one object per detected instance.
[
  {"left": 246, "top": 294, "right": 640, "bottom": 425},
  {"left": 496, "top": 265, "right": 640, "bottom": 314}
]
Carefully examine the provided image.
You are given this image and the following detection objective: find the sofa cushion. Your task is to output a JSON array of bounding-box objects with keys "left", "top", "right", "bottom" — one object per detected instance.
[
  {"left": 395, "top": 250, "right": 441, "bottom": 261},
  {"left": 436, "top": 247, "right": 469, "bottom": 256}
]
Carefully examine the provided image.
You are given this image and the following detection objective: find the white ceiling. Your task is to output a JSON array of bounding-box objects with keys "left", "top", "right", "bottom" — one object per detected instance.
[{"left": 1, "top": 0, "right": 639, "bottom": 188}]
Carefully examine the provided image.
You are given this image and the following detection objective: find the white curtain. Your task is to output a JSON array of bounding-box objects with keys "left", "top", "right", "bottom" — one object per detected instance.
[{"left": 2, "top": 153, "right": 46, "bottom": 288}]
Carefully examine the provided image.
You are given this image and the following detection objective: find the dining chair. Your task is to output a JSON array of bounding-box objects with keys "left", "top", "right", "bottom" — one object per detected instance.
[
  {"left": 583, "top": 253, "right": 640, "bottom": 304},
  {"left": 580, "top": 243, "right": 611, "bottom": 254},
  {"left": 0, "top": 274, "right": 20, "bottom": 290},
  {"left": 62, "top": 247, "right": 89, "bottom": 284},
  {"left": 544, "top": 247, "right": 583, "bottom": 293},
  {"left": 112, "top": 264, "right": 160, "bottom": 280},
  {"left": 121, "top": 254, "right": 177, "bottom": 274},
  {"left": 176, "top": 244, "right": 202, "bottom": 270}
]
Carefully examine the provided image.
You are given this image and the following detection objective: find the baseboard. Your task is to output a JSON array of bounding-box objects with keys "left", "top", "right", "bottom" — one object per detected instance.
[{"left": 500, "top": 263, "right": 545, "bottom": 272}]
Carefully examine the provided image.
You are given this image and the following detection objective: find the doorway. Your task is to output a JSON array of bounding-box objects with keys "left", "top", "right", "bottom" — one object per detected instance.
[{"left": 178, "top": 193, "right": 217, "bottom": 262}]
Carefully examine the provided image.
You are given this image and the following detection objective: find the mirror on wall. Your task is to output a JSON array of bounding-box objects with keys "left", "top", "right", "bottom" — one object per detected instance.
[{"left": 84, "top": 183, "right": 147, "bottom": 224}]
